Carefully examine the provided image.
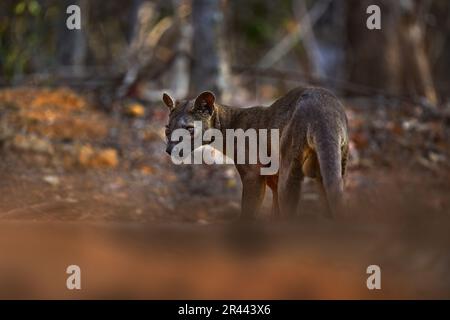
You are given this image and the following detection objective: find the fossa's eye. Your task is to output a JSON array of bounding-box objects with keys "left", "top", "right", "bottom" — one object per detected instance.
[{"left": 185, "top": 126, "right": 194, "bottom": 135}]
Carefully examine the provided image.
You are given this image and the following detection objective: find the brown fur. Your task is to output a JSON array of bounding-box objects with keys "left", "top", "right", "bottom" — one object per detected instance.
[{"left": 163, "top": 87, "right": 349, "bottom": 220}]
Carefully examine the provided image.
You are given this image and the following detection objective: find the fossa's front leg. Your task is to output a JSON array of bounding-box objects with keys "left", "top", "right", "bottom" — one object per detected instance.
[
  {"left": 266, "top": 175, "right": 280, "bottom": 218},
  {"left": 238, "top": 166, "right": 266, "bottom": 220}
]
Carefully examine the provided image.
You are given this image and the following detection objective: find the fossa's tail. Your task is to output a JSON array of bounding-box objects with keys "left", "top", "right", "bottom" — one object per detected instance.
[{"left": 315, "top": 136, "right": 345, "bottom": 218}]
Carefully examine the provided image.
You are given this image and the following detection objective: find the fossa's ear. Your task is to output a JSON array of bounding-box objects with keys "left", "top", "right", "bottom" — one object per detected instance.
[
  {"left": 194, "top": 91, "right": 216, "bottom": 115},
  {"left": 162, "top": 93, "right": 174, "bottom": 109}
]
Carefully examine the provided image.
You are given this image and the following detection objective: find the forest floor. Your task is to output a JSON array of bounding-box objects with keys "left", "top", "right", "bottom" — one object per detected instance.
[{"left": 0, "top": 87, "right": 449, "bottom": 299}]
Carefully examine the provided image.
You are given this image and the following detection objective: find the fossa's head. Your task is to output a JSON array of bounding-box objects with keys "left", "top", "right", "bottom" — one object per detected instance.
[{"left": 162, "top": 91, "right": 217, "bottom": 155}]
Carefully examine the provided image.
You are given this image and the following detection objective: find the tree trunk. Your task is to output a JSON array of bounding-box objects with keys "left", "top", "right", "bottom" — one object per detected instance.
[
  {"left": 127, "top": 0, "right": 144, "bottom": 44},
  {"left": 190, "top": 0, "right": 230, "bottom": 100},
  {"left": 344, "top": 0, "right": 438, "bottom": 104},
  {"left": 168, "top": 0, "right": 192, "bottom": 98},
  {"left": 57, "top": 0, "right": 88, "bottom": 76}
]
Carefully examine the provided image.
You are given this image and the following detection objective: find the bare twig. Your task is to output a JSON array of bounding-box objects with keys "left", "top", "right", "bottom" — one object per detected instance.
[
  {"left": 256, "top": 0, "right": 332, "bottom": 69},
  {"left": 232, "top": 65, "right": 444, "bottom": 110},
  {"left": 292, "top": 0, "right": 324, "bottom": 79}
]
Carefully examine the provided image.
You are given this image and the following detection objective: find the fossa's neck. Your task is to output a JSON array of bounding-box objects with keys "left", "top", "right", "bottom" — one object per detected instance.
[{"left": 214, "top": 103, "right": 265, "bottom": 134}]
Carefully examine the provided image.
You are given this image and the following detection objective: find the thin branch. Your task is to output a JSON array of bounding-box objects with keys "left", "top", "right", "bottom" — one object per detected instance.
[
  {"left": 256, "top": 0, "right": 332, "bottom": 69},
  {"left": 232, "top": 65, "right": 443, "bottom": 109}
]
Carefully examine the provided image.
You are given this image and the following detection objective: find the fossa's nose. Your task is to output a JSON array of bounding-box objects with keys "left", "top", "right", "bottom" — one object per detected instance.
[{"left": 166, "top": 143, "right": 179, "bottom": 155}]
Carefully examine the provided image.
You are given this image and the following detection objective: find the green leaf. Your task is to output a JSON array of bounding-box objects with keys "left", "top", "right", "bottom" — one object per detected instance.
[
  {"left": 28, "top": 0, "right": 41, "bottom": 16},
  {"left": 15, "top": 2, "right": 26, "bottom": 15}
]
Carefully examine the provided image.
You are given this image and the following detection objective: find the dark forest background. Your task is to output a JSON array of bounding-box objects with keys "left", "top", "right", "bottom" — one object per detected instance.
[{"left": 1, "top": 0, "right": 450, "bottom": 106}]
